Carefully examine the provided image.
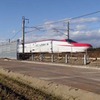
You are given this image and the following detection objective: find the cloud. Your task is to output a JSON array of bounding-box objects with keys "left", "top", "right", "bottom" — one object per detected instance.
[
  {"left": 75, "top": 25, "right": 87, "bottom": 30},
  {"left": 71, "top": 29, "right": 100, "bottom": 47},
  {"left": 12, "top": 30, "right": 16, "bottom": 34},
  {"left": 71, "top": 17, "right": 100, "bottom": 24},
  {"left": 25, "top": 17, "right": 100, "bottom": 47}
]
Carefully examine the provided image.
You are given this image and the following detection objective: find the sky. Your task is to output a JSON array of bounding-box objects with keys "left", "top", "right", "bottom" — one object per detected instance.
[{"left": 0, "top": 0, "right": 100, "bottom": 47}]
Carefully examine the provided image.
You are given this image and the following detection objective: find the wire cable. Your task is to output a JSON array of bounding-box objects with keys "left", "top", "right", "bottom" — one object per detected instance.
[
  {"left": 28, "top": 10, "right": 100, "bottom": 28},
  {"left": 10, "top": 29, "right": 22, "bottom": 41}
]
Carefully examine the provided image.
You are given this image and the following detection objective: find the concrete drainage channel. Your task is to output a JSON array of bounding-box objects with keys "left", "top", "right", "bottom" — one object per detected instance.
[{"left": 0, "top": 67, "right": 100, "bottom": 100}]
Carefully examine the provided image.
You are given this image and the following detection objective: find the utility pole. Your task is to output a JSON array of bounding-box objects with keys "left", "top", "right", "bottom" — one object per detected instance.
[
  {"left": 22, "top": 16, "right": 29, "bottom": 54},
  {"left": 22, "top": 16, "right": 25, "bottom": 54},
  {"left": 67, "top": 21, "right": 70, "bottom": 40}
]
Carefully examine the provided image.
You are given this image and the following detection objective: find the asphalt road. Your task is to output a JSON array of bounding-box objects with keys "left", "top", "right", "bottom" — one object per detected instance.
[{"left": 0, "top": 59, "right": 100, "bottom": 94}]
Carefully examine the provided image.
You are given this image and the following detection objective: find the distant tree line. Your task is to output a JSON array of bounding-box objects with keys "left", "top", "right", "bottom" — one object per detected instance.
[{"left": 88, "top": 47, "right": 100, "bottom": 57}]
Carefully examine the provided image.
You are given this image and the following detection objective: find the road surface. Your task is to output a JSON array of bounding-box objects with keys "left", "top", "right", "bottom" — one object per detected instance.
[{"left": 0, "top": 59, "right": 100, "bottom": 94}]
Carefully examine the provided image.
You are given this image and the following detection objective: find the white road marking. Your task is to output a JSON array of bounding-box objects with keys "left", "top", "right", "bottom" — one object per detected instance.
[
  {"left": 89, "top": 78, "right": 100, "bottom": 82},
  {"left": 21, "top": 61, "right": 100, "bottom": 70},
  {"left": 39, "top": 76, "right": 75, "bottom": 80},
  {"left": 81, "top": 71, "right": 100, "bottom": 74}
]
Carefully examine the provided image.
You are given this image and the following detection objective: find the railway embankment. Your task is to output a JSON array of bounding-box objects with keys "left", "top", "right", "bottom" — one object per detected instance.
[{"left": 0, "top": 67, "right": 100, "bottom": 100}]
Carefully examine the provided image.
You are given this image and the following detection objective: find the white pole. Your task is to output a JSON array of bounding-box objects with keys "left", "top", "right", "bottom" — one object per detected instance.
[
  {"left": 65, "top": 54, "right": 68, "bottom": 63},
  {"left": 51, "top": 54, "right": 54, "bottom": 62},
  {"left": 84, "top": 54, "right": 87, "bottom": 65},
  {"left": 31, "top": 54, "right": 34, "bottom": 61}
]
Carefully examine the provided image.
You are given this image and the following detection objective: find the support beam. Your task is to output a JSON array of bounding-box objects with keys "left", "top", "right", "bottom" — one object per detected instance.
[
  {"left": 67, "top": 21, "right": 70, "bottom": 39},
  {"left": 51, "top": 54, "right": 54, "bottom": 62},
  {"left": 22, "top": 16, "right": 25, "bottom": 54},
  {"left": 22, "top": 16, "right": 29, "bottom": 54},
  {"left": 65, "top": 54, "right": 68, "bottom": 63},
  {"left": 40, "top": 54, "right": 44, "bottom": 61},
  {"left": 84, "top": 54, "right": 87, "bottom": 65},
  {"left": 31, "top": 54, "right": 34, "bottom": 61}
]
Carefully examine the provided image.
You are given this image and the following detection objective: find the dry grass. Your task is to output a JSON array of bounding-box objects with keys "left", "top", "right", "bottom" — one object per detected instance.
[
  {"left": 0, "top": 70, "right": 62, "bottom": 100},
  {"left": 0, "top": 67, "right": 100, "bottom": 100}
]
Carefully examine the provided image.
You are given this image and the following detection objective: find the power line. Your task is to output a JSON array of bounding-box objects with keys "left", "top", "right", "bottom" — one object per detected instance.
[
  {"left": 5, "top": 10, "right": 100, "bottom": 42},
  {"left": 21, "top": 10, "right": 100, "bottom": 42},
  {"left": 70, "top": 10, "right": 100, "bottom": 20},
  {"left": 29, "top": 10, "right": 100, "bottom": 28},
  {"left": 10, "top": 29, "right": 22, "bottom": 41}
]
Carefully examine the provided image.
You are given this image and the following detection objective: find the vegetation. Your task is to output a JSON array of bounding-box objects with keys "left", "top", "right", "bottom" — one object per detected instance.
[
  {"left": 88, "top": 47, "right": 100, "bottom": 57},
  {"left": 0, "top": 74, "right": 62, "bottom": 100}
]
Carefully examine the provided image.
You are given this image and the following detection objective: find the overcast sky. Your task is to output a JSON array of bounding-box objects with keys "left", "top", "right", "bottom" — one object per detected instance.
[{"left": 0, "top": 0, "right": 100, "bottom": 47}]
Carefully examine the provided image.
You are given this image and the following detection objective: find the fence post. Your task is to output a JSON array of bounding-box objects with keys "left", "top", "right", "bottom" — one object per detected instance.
[
  {"left": 51, "top": 54, "right": 54, "bottom": 62},
  {"left": 40, "top": 53, "right": 43, "bottom": 61},
  {"left": 17, "top": 53, "right": 19, "bottom": 60},
  {"left": 31, "top": 53, "right": 34, "bottom": 61},
  {"left": 65, "top": 54, "right": 68, "bottom": 63},
  {"left": 84, "top": 54, "right": 87, "bottom": 65}
]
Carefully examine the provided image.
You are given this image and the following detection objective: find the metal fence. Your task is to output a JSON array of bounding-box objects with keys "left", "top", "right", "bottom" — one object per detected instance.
[
  {"left": 27, "top": 52, "right": 100, "bottom": 67},
  {"left": 27, "top": 53, "right": 88, "bottom": 65},
  {"left": 0, "top": 40, "right": 19, "bottom": 59}
]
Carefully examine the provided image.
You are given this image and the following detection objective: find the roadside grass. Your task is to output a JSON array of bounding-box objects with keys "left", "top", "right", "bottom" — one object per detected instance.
[
  {"left": 0, "top": 73, "right": 63, "bottom": 100},
  {"left": 0, "top": 67, "right": 100, "bottom": 100}
]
